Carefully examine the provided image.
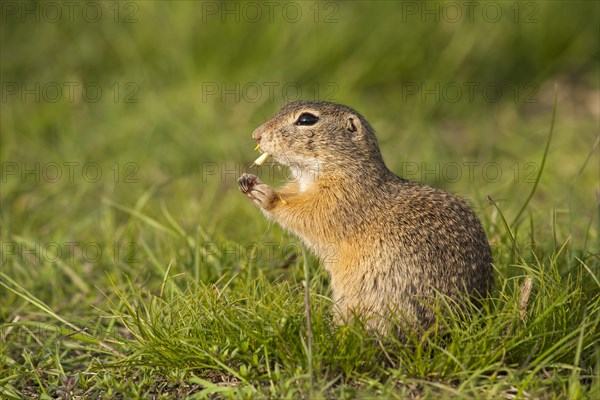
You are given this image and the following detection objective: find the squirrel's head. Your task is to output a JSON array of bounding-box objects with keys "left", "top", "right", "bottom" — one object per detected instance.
[{"left": 252, "top": 101, "right": 386, "bottom": 178}]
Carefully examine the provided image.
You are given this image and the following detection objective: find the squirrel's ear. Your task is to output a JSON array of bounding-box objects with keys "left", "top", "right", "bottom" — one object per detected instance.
[{"left": 346, "top": 117, "right": 358, "bottom": 133}]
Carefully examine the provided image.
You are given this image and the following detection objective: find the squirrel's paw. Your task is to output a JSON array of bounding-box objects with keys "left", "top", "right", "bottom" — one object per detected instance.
[
  {"left": 238, "top": 173, "right": 277, "bottom": 209},
  {"left": 238, "top": 173, "right": 259, "bottom": 194}
]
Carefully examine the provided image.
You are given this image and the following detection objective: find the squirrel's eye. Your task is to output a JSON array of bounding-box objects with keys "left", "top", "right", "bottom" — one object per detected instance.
[{"left": 296, "top": 113, "right": 319, "bottom": 126}]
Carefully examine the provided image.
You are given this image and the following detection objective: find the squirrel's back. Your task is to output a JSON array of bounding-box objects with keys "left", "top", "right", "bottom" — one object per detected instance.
[{"left": 330, "top": 175, "right": 493, "bottom": 333}]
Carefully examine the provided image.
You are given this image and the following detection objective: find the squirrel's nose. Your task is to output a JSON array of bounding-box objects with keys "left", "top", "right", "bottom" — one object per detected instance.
[{"left": 252, "top": 127, "right": 263, "bottom": 143}]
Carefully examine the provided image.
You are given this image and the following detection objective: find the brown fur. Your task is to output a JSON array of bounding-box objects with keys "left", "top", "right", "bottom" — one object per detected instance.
[{"left": 238, "top": 101, "right": 493, "bottom": 335}]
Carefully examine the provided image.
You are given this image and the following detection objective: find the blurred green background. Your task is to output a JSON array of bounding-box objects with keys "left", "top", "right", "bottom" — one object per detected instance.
[{"left": 1, "top": 1, "right": 598, "bottom": 308}]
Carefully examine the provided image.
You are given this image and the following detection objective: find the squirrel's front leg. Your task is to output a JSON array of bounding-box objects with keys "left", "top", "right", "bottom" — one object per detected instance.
[{"left": 238, "top": 173, "right": 279, "bottom": 211}]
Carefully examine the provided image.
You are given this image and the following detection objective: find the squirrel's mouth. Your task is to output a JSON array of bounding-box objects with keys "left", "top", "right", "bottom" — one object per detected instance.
[
  {"left": 253, "top": 151, "right": 270, "bottom": 167},
  {"left": 252, "top": 143, "right": 274, "bottom": 167},
  {"left": 251, "top": 144, "right": 322, "bottom": 189},
  {"left": 252, "top": 144, "right": 316, "bottom": 173}
]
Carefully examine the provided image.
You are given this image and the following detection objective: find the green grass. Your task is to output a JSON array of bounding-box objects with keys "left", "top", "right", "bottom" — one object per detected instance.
[{"left": 1, "top": 1, "right": 599, "bottom": 398}]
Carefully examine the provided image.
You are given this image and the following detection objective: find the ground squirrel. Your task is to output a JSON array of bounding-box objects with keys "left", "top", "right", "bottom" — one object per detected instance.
[{"left": 238, "top": 101, "right": 493, "bottom": 335}]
